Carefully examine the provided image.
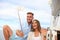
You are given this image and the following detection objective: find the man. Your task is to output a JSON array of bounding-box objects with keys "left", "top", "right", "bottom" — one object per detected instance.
[
  {"left": 16, "top": 12, "right": 34, "bottom": 40},
  {"left": 3, "top": 12, "right": 34, "bottom": 40}
]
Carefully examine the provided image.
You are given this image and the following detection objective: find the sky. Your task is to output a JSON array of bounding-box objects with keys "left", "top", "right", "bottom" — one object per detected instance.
[{"left": 0, "top": 0, "right": 52, "bottom": 30}]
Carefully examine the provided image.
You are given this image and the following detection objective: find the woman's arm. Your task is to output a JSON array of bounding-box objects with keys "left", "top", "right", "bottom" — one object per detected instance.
[{"left": 55, "top": 35, "right": 57, "bottom": 40}]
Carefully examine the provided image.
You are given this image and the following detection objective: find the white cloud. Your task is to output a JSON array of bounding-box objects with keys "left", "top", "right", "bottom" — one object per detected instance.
[
  {"left": 0, "top": 8, "right": 18, "bottom": 19},
  {"left": 0, "top": 7, "right": 51, "bottom": 24},
  {"left": 4, "top": 0, "right": 50, "bottom": 10},
  {"left": 0, "top": 2, "right": 25, "bottom": 19},
  {"left": 32, "top": 10, "right": 51, "bottom": 23},
  {"left": 0, "top": 2, "right": 21, "bottom": 9},
  {"left": 0, "top": 0, "right": 51, "bottom": 28}
]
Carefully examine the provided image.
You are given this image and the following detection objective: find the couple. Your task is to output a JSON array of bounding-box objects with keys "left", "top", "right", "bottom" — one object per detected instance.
[{"left": 3, "top": 12, "right": 44, "bottom": 40}]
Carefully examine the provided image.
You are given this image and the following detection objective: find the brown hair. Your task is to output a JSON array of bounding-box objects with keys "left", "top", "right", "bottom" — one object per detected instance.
[
  {"left": 31, "top": 19, "right": 41, "bottom": 33},
  {"left": 27, "top": 12, "right": 34, "bottom": 16}
]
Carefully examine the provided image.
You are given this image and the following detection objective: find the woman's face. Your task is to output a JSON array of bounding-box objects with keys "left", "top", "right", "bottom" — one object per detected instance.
[{"left": 32, "top": 20, "right": 38, "bottom": 30}]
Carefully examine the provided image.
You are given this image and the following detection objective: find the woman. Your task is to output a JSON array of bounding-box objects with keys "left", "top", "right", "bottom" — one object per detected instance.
[{"left": 27, "top": 19, "right": 43, "bottom": 40}]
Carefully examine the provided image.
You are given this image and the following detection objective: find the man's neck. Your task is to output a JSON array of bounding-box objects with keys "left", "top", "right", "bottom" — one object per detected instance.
[{"left": 28, "top": 22, "right": 32, "bottom": 25}]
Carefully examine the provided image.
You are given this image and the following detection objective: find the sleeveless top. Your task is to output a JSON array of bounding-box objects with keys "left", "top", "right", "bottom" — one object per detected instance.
[{"left": 27, "top": 32, "right": 43, "bottom": 40}]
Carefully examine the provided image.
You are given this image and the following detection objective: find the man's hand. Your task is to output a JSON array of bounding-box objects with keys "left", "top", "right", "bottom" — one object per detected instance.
[{"left": 16, "top": 30, "right": 24, "bottom": 37}]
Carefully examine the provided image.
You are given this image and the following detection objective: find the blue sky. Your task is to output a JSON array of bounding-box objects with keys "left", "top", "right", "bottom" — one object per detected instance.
[{"left": 0, "top": 0, "right": 52, "bottom": 29}]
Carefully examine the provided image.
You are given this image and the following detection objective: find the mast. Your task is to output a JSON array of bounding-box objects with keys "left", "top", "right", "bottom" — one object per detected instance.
[{"left": 17, "top": 8, "right": 23, "bottom": 31}]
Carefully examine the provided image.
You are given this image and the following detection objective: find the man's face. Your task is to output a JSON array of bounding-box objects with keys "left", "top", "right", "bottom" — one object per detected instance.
[{"left": 27, "top": 14, "right": 33, "bottom": 23}]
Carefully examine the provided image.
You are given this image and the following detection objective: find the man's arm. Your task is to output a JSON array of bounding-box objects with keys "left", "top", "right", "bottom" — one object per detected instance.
[
  {"left": 16, "top": 30, "right": 24, "bottom": 37},
  {"left": 3, "top": 25, "right": 12, "bottom": 40}
]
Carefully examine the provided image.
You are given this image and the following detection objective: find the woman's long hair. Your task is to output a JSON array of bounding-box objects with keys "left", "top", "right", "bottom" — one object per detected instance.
[{"left": 31, "top": 19, "right": 41, "bottom": 33}]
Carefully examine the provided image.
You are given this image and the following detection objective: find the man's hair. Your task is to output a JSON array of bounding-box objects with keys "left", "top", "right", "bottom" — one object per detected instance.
[{"left": 27, "top": 12, "right": 34, "bottom": 16}]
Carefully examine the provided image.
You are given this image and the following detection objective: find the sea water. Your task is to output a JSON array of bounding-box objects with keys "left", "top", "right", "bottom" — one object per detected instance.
[{"left": 0, "top": 26, "right": 5, "bottom": 40}]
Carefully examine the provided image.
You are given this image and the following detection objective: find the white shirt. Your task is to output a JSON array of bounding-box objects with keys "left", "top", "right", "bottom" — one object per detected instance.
[
  {"left": 32, "top": 32, "right": 42, "bottom": 40},
  {"left": 27, "top": 32, "right": 42, "bottom": 40},
  {"left": 32, "top": 36, "right": 41, "bottom": 40}
]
